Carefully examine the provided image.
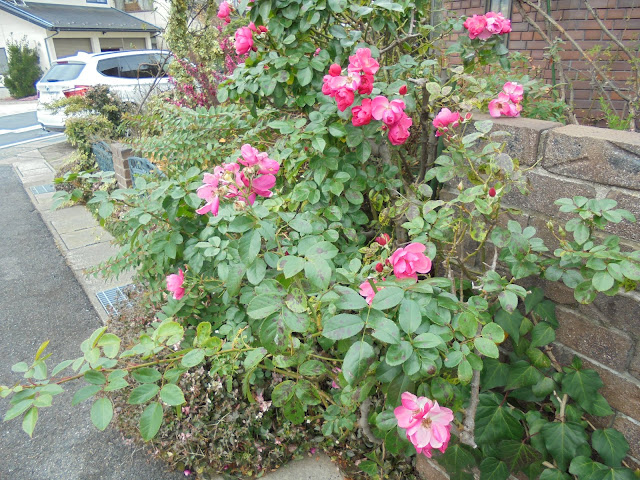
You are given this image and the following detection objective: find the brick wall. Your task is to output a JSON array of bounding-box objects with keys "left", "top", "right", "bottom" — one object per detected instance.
[
  {"left": 417, "top": 113, "right": 640, "bottom": 478},
  {"left": 446, "top": 0, "right": 640, "bottom": 126}
]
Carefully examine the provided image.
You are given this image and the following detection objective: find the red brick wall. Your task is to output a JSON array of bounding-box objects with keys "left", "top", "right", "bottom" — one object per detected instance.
[{"left": 446, "top": 0, "right": 640, "bottom": 125}]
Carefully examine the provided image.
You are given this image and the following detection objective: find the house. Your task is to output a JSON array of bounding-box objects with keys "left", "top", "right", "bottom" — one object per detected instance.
[{"left": 0, "top": 0, "right": 170, "bottom": 77}]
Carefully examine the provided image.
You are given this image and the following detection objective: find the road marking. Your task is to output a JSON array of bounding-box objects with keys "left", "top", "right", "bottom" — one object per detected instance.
[
  {"left": 0, "top": 133, "right": 64, "bottom": 150},
  {"left": 0, "top": 125, "right": 43, "bottom": 135}
]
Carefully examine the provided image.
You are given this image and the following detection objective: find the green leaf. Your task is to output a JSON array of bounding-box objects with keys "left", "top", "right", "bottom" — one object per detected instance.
[
  {"left": 592, "top": 429, "right": 629, "bottom": 467},
  {"left": 160, "top": 384, "right": 186, "bottom": 406},
  {"left": 385, "top": 374, "right": 415, "bottom": 408},
  {"left": 11, "top": 361, "right": 29, "bottom": 373},
  {"left": 498, "top": 439, "right": 542, "bottom": 472},
  {"left": 128, "top": 384, "right": 160, "bottom": 405},
  {"left": 439, "top": 444, "right": 476, "bottom": 474},
  {"left": 239, "top": 230, "right": 261, "bottom": 267},
  {"left": 343, "top": 341, "right": 375, "bottom": 385},
  {"left": 498, "top": 290, "right": 518, "bottom": 313},
  {"left": 283, "top": 396, "right": 305, "bottom": 424},
  {"left": 299, "top": 360, "right": 327, "bottom": 377},
  {"left": 333, "top": 286, "right": 369, "bottom": 310},
  {"left": 271, "top": 380, "right": 295, "bottom": 407},
  {"left": 475, "top": 337, "right": 499, "bottom": 358},
  {"left": 561, "top": 368, "right": 604, "bottom": 409},
  {"left": 243, "top": 347, "right": 268, "bottom": 370},
  {"left": 507, "top": 361, "right": 543, "bottom": 389},
  {"left": 328, "top": 0, "right": 347, "bottom": 12},
  {"left": 539, "top": 468, "right": 571, "bottom": 480},
  {"left": 481, "top": 358, "right": 509, "bottom": 390},
  {"left": 22, "top": 407, "right": 38, "bottom": 437},
  {"left": 620, "top": 260, "right": 640, "bottom": 280},
  {"left": 282, "top": 255, "right": 305, "bottom": 278},
  {"left": 375, "top": 410, "right": 397, "bottom": 431},
  {"left": 84, "top": 370, "right": 106, "bottom": 385},
  {"left": 413, "top": 332, "right": 444, "bottom": 349},
  {"left": 181, "top": 349, "right": 205, "bottom": 368},
  {"left": 132, "top": 367, "right": 161, "bottom": 384},
  {"left": 482, "top": 323, "right": 505, "bottom": 343},
  {"left": 370, "top": 316, "right": 401, "bottom": 344},
  {"left": 322, "top": 314, "right": 364, "bottom": 340},
  {"left": 530, "top": 322, "right": 555, "bottom": 348},
  {"left": 575, "top": 280, "right": 598, "bottom": 304},
  {"left": 385, "top": 341, "right": 413, "bottom": 366},
  {"left": 569, "top": 456, "right": 610, "bottom": 480},
  {"left": 139, "top": 402, "right": 163, "bottom": 441},
  {"left": 371, "top": 286, "right": 404, "bottom": 310},
  {"left": 479, "top": 457, "right": 509, "bottom": 480},
  {"left": 247, "top": 294, "right": 283, "bottom": 319},
  {"left": 476, "top": 393, "right": 524, "bottom": 443},
  {"left": 458, "top": 358, "right": 473, "bottom": 383},
  {"left": 593, "top": 271, "right": 615, "bottom": 292},
  {"left": 541, "top": 421, "right": 588, "bottom": 470},
  {"left": 91, "top": 397, "right": 113, "bottom": 431},
  {"left": 399, "top": 299, "right": 421, "bottom": 334},
  {"left": 71, "top": 385, "right": 102, "bottom": 406},
  {"left": 574, "top": 222, "right": 590, "bottom": 244}
]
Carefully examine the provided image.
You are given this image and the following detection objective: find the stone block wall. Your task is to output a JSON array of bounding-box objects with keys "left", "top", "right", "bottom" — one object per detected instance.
[
  {"left": 444, "top": 0, "right": 640, "bottom": 126},
  {"left": 417, "top": 115, "right": 640, "bottom": 478}
]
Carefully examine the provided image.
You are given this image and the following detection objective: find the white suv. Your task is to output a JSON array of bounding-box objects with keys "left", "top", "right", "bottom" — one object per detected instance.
[{"left": 36, "top": 50, "right": 172, "bottom": 131}]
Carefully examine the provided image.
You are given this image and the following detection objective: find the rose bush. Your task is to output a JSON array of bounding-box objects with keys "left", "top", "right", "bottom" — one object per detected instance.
[{"left": 3, "top": 1, "right": 640, "bottom": 479}]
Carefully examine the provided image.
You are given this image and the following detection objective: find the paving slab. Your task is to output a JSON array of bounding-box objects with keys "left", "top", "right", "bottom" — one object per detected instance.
[
  {"left": 49, "top": 206, "right": 99, "bottom": 234},
  {"left": 59, "top": 227, "right": 113, "bottom": 250}
]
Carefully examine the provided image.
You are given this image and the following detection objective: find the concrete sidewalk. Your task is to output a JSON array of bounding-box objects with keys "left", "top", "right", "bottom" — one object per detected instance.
[{"left": 0, "top": 138, "right": 344, "bottom": 480}]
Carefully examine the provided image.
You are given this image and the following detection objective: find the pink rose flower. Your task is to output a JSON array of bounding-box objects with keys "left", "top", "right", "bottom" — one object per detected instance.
[
  {"left": 166, "top": 269, "right": 185, "bottom": 300},
  {"left": 488, "top": 92, "right": 520, "bottom": 117},
  {"left": 463, "top": 14, "right": 488, "bottom": 40},
  {"left": 432, "top": 108, "right": 461, "bottom": 137},
  {"left": 347, "top": 48, "right": 380, "bottom": 76},
  {"left": 335, "top": 88, "right": 355, "bottom": 112},
  {"left": 357, "top": 73, "right": 374, "bottom": 95},
  {"left": 250, "top": 174, "right": 277, "bottom": 200},
  {"left": 239, "top": 144, "right": 260, "bottom": 166},
  {"left": 371, "top": 96, "right": 406, "bottom": 126},
  {"left": 394, "top": 393, "right": 453, "bottom": 458},
  {"left": 502, "top": 81, "right": 523, "bottom": 103},
  {"left": 352, "top": 98, "right": 372, "bottom": 126},
  {"left": 388, "top": 113, "right": 412, "bottom": 145},
  {"left": 359, "top": 278, "right": 383, "bottom": 305},
  {"left": 217, "top": 1, "right": 231, "bottom": 19},
  {"left": 234, "top": 27, "right": 253, "bottom": 55},
  {"left": 389, "top": 243, "right": 432, "bottom": 280},
  {"left": 486, "top": 11, "right": 512, "bottom": 34},
  {"left": 328, "top": 63, "right": 342, "bottom": 76}
]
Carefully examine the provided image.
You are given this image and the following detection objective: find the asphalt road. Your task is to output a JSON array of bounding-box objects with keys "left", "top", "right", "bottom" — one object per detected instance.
[
  {"left": 0, "top": 111, "right": 60, "bottom": 149},
  {"left": 0, "top": 165, "right": 182, "bottom": 480}
]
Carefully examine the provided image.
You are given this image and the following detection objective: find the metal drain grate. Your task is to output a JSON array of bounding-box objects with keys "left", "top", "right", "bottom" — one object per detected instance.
[
  {"left": 96, "top": 285, "right": 134, "bottom": 315},
  {"left": 30, "top": 184, "right": 55, "bottom": 195}
]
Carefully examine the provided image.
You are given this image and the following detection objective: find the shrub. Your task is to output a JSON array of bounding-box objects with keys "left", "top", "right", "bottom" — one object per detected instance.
[{"left": 4, "top": 38, "right": 42, "bottom": 98}]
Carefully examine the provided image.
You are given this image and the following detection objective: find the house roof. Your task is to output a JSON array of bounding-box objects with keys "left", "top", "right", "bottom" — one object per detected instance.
[{"left": 0, "top": 1, "right": 161, "bottom": 32}]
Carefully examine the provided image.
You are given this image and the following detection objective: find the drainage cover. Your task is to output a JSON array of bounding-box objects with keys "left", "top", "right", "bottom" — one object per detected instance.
[
  {"left": 30, "top": 184, "right": 55, "bottom": 195},
  {"left": 96, "top": 285, "right": 134, "bottom": 315}
]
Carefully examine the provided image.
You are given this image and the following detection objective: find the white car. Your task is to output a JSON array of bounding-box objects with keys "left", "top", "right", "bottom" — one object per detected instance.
[{"left": 36, "top": 49, "right": 172, "bottom": 131}]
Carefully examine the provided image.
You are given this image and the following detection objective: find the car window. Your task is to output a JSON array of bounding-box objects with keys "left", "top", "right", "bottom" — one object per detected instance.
[
  {"left": 119, "top": 54, "right": 170, "bottom": 79},
  {"left": 97, "top": 58, "right": 120, "bottom": 78},
  {"left": 40, "top": 62, "right": 85, "bottom": 82}
]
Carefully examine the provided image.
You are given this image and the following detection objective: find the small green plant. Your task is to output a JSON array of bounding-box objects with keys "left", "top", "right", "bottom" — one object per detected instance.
[
  {"left": 4, "top": 37, "right": 42, "bottom": 98},
  {"left": 598, "top": 97, "right": 633, "bottom": 130}
]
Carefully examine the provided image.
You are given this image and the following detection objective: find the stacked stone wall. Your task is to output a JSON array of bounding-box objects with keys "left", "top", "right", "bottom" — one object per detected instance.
[{"left": 418, "top": 115, "right": 640, "bottom": 478}]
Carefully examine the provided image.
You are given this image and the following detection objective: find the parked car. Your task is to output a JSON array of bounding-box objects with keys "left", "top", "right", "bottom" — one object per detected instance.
[{"left": 36, "top": 49, "right": 172, "bottom": 131}]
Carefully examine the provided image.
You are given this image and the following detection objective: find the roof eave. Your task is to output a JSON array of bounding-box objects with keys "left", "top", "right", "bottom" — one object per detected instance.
[
  {"left": 0, "top": 3, "right": 53, "bottom": 29},
  {"left": 54, "top": 26, "right": 162, "bottom": 32}
]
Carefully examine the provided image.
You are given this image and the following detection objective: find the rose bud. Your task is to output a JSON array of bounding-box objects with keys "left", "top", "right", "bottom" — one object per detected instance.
[
  {"left": 375, "top": 233, "right": 391, "bottom": 246},
  {"left": 328, "top": 63, "right": 342, "bottom": 76},
  {"left": 375, "top": 262, "right": 384, "bottom": 272},
  {"left": 489, "top": 187, "right": 497, "bottom": 197},
  {"left": 399, "top": 85, "right": 407, "bottom": 95}
]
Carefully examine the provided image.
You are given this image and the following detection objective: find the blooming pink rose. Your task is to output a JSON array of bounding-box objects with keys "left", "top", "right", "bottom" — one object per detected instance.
[
  {"left": 489, "top": 92, "right": 520, "bottom": 117},
  {"left": 347, "top": 48, "right": 380, "bottom": 76},
  {"left": 394, "top": 392, "right": 431, "bottom": 430},
  {"left": 486, "top": 11, "right": 512, "bottom": 34},
  {"left": 234, "top": 27, "right": 253, "bottom": 55},
  {"left": 239, "top": 144, "right": 260, "bottom": 166},
  {"left": 404, "top": 397, "right": 454, "bottom": 458},
  {"left": 371, "top": 96, "right": 406, "bottom": 126},
  {"left": 166, "top": 269, "right": 185, "bottom": 300},
  {"left": 357, "top": 73, "right": 374, "bottom": 95},
  {"left": 196, "top": 195, "right": 220, "bottom": 216},
  {"left": 217, "top": 1, "right": 231, "bottom": 19},
  {"left": 502, "top": 81, "right": 523, "bottom": 103},
  {"left": 322, "top": 75, "right": 335, "bottom": 96},
  {"left": 351, "top": 98, "right": 372, "bottom": 126},
  {"left": 325, "top": 74, "right": 361, "bottom": 95},
  {"left": 463, "top": 14, "right": 487, "bottom": 39},
  {"left": 335, "top": 88, "right": 355, "bottom": 112},
  {"left": 432, "top": 108, "right": 461, "bottom": 137},
  {"left": 359, "top": 278, "right": 383, "bottom": 305},
  {"left": 388, "top": 113, "right": 412, "bottom": 145},
  {"left": 257, "top": 156, "right": 280, "bottom": 175},
  {"left": 328, "top": 63, "right": 342, "bottom": 76},
  {"left": 389, "top": 243, "right": 432, "bottom": 280},
  {"left": 250, "top": 174, "right": 277, "bottom": 199}
]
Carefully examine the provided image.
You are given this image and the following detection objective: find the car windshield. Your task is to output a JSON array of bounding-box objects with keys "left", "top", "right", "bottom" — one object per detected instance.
[{"left": 40, "top": 62, "right": 86, "bottom": 82}]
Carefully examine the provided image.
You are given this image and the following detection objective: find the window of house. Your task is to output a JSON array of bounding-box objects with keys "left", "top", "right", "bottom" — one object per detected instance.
[
  {"left": 113, "top": 0, "right": 153, "bottom": 12},
  {"left": 0, "top": 48, "right": 8, "bottom": 75},
  {"left": 486, "top": 0, "right": 512, "bottom": 19}
]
